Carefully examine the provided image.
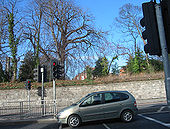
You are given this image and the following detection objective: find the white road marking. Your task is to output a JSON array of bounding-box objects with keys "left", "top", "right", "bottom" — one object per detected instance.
[
  {"left": 157, "top": 106, "right": 165, "bottom": 112},
  {"left": 139, "top": 114, "right": 170, "bottom": 128},
  {"left": 140, "top": 111, "right": 170, "bottom": 115},
  {"left": 103, "top": 123, "right": 111, "bottom": 129}
]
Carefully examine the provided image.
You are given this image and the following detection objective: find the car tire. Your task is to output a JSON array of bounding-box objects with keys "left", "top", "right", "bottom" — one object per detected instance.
[
  {"left": 121, "top": 110, "right": 133, "bottom": 122},
  {"left": 68, "top": 115, "right": 81, "bottom": 128}
]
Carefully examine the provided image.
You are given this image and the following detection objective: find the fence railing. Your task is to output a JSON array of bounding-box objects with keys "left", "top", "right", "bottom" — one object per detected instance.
[{"left": 0, "top": 100, "right": 58, "bottom": 120}]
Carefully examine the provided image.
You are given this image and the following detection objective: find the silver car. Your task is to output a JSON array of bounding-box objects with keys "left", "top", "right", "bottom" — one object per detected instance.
[{"left": 57, "top": 91, "right": 138, "bottom": 128}]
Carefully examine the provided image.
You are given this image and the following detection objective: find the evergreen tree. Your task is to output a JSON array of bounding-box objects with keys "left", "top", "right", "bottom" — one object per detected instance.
[
  {"left": 132, "top": 56, "right": 140, "bottom": 73},
  {"left": 0, "top": 62, "right": 6, "bottom": 82},
  {"left": 101, "top": 57, "right": 109, "bottom": 76},
  {"left": 93, "top": 57, "right": 109, "bottom": 77},
  {"left": 19, "top": 51, "right": 35, "bottom": 82},
  {"left": 127, "top": 49, "right": 147, "bottom": 74},
  {"left": 149, "top": 59, "right": 163, "bottom": 72},
  {"left": 127, "top": 48, "right": 163, "bottom": 74},
  {"left": 127, "top": 55, "right": 134, "bottom": 74},
  {"left": 85, "top": 66, "right": 93, "bottom": 80}
]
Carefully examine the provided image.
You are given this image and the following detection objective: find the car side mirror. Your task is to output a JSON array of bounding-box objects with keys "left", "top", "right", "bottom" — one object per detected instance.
[{"left": 79, "top": 102, "right": 88, "bottom": 107}]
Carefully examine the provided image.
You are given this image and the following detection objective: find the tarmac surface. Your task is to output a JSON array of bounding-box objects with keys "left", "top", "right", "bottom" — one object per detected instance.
[{"left": 0, "top": 99, "right": 169, "bottom": 126}]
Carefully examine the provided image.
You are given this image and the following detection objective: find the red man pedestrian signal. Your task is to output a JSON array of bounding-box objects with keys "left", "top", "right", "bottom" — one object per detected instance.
[
  {"left": 51, "top": 59, "right": 65, "bottom": 79},
  {"left": 25, "top": 80, "right": 31, "bottom": 90},
  {"left": 52, "top": 61, "right": 57, "bottom": 79}
]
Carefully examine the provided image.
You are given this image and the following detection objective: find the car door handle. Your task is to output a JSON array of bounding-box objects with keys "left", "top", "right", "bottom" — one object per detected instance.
[{"left": 99, "top": 107, "right": 105, "bottom": 109}]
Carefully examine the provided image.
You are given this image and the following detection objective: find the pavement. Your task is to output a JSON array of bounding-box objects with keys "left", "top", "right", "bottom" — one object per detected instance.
[
  {"left": 0, "top": 116, "right": 58, "bottom": 125},
  {"left": 0, "top": 98, "right": 169, "bottom": 126}
]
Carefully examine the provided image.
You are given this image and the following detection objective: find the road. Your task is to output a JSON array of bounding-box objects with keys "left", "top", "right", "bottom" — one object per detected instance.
[
  {"left": 62, "top": 111, "right": 170, "bottom": 129},
  {"left": 0, "top": 104, "right": 169, "bottom": 129}
]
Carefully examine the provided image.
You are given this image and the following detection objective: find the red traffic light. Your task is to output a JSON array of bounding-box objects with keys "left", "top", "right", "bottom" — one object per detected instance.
[
  {"left": 53, "top": 62, "right": 56, "bottom": 66},
  {"left": 26, "top": 80, "right": 31, "bottom": 90}
]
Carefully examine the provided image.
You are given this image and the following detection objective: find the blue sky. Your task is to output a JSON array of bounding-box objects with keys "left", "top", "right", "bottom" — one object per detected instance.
[
  {"left": 77, "top": 0, "right": 148, "bottom": 30},
  {"left": 75, "top": 0, "right": 149, "bottom": 67}
]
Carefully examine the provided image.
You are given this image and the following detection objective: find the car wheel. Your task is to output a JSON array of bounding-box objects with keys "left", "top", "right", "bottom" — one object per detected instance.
[
  {"left": 68, "top": 115, "right": 81, "bottom": 128},
  {"left": 121, "top": 110, "right": 133, "bottom": 122}
]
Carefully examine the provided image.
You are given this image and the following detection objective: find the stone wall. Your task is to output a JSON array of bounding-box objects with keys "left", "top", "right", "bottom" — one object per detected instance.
[{"left": 0, "top": 79, "right": 166, "bottom": 106}]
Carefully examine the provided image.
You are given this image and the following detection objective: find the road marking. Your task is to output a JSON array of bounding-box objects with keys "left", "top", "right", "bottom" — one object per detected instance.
[
  {"left": 157, "top": 106, "right": 165, "bottom": 112},
  {"left": 139, "top": 114, "right": 170, "bottom": 128},
  {"left": 140, "top": 111, "right": 170, "bottom": 115},
  {"left": 103, "top": 123, "right": 111, "bottom": 129}
]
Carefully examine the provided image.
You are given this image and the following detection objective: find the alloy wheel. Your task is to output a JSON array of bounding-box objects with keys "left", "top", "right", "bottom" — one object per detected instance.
[
  {"left": 121, "top": 110, "right": 133, "bottom": 122},
  {"left": 68, "top": 115, "right": 81, "bottom": 128}
]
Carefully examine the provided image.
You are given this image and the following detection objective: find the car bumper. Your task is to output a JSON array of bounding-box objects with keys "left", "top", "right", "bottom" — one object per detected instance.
[
  {"left": 57, "top": 115, "right": 67, "bottom": 124},
  {"left": 133, "top": 108, "right": 138, "bottom": 115}
]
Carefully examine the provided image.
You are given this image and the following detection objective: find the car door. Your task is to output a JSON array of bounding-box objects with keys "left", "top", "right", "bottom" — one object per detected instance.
[
  {"left": 79, "top": 93, "right": 105, "bottom": 122},
  {"left": 103, "top": 92, "right": 123, "bottom": 119}
]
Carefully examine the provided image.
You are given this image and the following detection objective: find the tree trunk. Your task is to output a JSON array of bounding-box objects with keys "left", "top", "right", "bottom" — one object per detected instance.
[{"left": 12, "top": 59, "right": 17, "bottom": 82}]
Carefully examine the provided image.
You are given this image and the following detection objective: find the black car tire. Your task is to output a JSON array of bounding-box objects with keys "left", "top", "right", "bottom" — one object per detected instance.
[
  {"left": 121, "top": 110, "right": 134, "bottom": 122},
  {"left": 68, "top": 115, "right": 81, "bottom": 128}
]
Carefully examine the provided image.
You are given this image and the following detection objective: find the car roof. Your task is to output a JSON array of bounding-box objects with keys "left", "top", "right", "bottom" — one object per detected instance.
[{"left": 89, "top": 91, "right": 129, "bottom": 95}]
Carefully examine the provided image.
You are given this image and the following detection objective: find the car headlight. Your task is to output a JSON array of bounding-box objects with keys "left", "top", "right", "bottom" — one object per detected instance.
[
  {"left": 57, "top": 112, "right": 62, "bottom": 117},
  {"left": 57, "top": 110, "right": 70, "bottom": 118}
]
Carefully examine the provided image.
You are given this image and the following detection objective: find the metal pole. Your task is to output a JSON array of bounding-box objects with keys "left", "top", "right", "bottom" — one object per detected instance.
[
  {"left": 53, "top": 79, "right": 56, "bottom": 116},
  {"left": 155, "top": 4, "right": 170, "bottom": 106},
  {"left": 20, "top": 102, "right": 23, "bottom": 119},
  {"left": 41, "top": 68, "right": 44, "bottom": 101},
  {"left": 20, "top": 102, "right": 22, "bottom": 119},
  {"left": 41, "top": 67, "right": 44, "bottom": 115},
  {"left": 53, "top": 79, "right": 56, "bottom": 100},
  {"left": 28, "top": 90, "right": 30, "bottom": 111}
]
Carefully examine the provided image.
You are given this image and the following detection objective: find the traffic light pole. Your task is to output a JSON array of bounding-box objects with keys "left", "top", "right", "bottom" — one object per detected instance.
[
  {"left": 41, "top": 68, "right": 45, "bottom": 115},
  {"left": 53, "top": 79, "right": 56, "bottom": 116},
  {"left": 41, "top": 68, "right": 44, "bottom": 101},
  {"left": 155, "top": 4, "right": 170, "bottom": 106},
  {"left": 28, "top": 89, "right": 30, "bottom": 111},
  {"left": 26, "top": 79, "right": 31, "bottom": 110}
]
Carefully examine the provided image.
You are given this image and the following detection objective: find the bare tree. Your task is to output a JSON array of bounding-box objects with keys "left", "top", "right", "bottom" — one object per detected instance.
[
  {"left": 115, "top": 3, "right": 149, "bottom": 66},
  {"left": 41, "top": 0, "right": 105, "bottom": 78},
  {"left": 23, "top": 0, "right": 45, "bottom": 67},
  {"left": 1, "top": 0, "right": 23, "bottom": 82},
  {"left": 0, "top": 1, "right": 8, "bottom": 58}
]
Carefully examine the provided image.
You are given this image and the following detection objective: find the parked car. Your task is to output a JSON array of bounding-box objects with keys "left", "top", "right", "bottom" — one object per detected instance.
[{"left": 56, "top": 91, "right": 138, "bottom": 128}]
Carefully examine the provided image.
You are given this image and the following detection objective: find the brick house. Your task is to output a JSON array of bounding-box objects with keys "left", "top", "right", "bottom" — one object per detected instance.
[
  {"left": 74, "top": 67, "right": 95, "bottom": 80},
  {"left": 74, "top": 71, "right": 87, "bottom": 80},
  {"left": 119, "top": 66, "right": 127, "bottom": 76}
]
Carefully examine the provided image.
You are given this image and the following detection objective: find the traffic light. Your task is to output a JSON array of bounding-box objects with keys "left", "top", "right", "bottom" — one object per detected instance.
[
  {"left": 56, "top": 63, "right": 65, "bottom": 80},
  {"left": 25, "top": 80, "right": 31, "bottom": 90},
  {"left": 33, "top": 65, "right": 41, "bottom": 82},
  {"left": 52, "top": 60, "right": 57, "bottom": 79},
  {"left": 37, "top": 86, "right": 46, "bottom": 97},
  {"left": 140, "top": 2, "right": 161, "bottom": 56},
  {"left": 51, "top": 60, "right": 65, "bottom": 79},
  {"left": 42, "top": 65, "right": 47, "bottom": 82},
  {"left": 161, "top": 0, "right": 170, "bottom": 53}
]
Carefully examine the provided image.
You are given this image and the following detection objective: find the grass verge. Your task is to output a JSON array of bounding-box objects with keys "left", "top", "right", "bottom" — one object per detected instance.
[{"left": 0, "top": 72, "right": 164, "bottom": 90}]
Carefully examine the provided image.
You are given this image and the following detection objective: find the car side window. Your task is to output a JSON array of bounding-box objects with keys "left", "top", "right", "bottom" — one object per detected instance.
[
  {"left": 119, "top": 93, "right": 129, "bottom": 100},
  {"left": 105, "top": 93, "right": 113, "bottom": 103},
  {"left": 80, "top": 94, "right": 102, "bottom": 107},
  {"left": 104, "top": 92, "right": 121, "bottom": 103}
]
